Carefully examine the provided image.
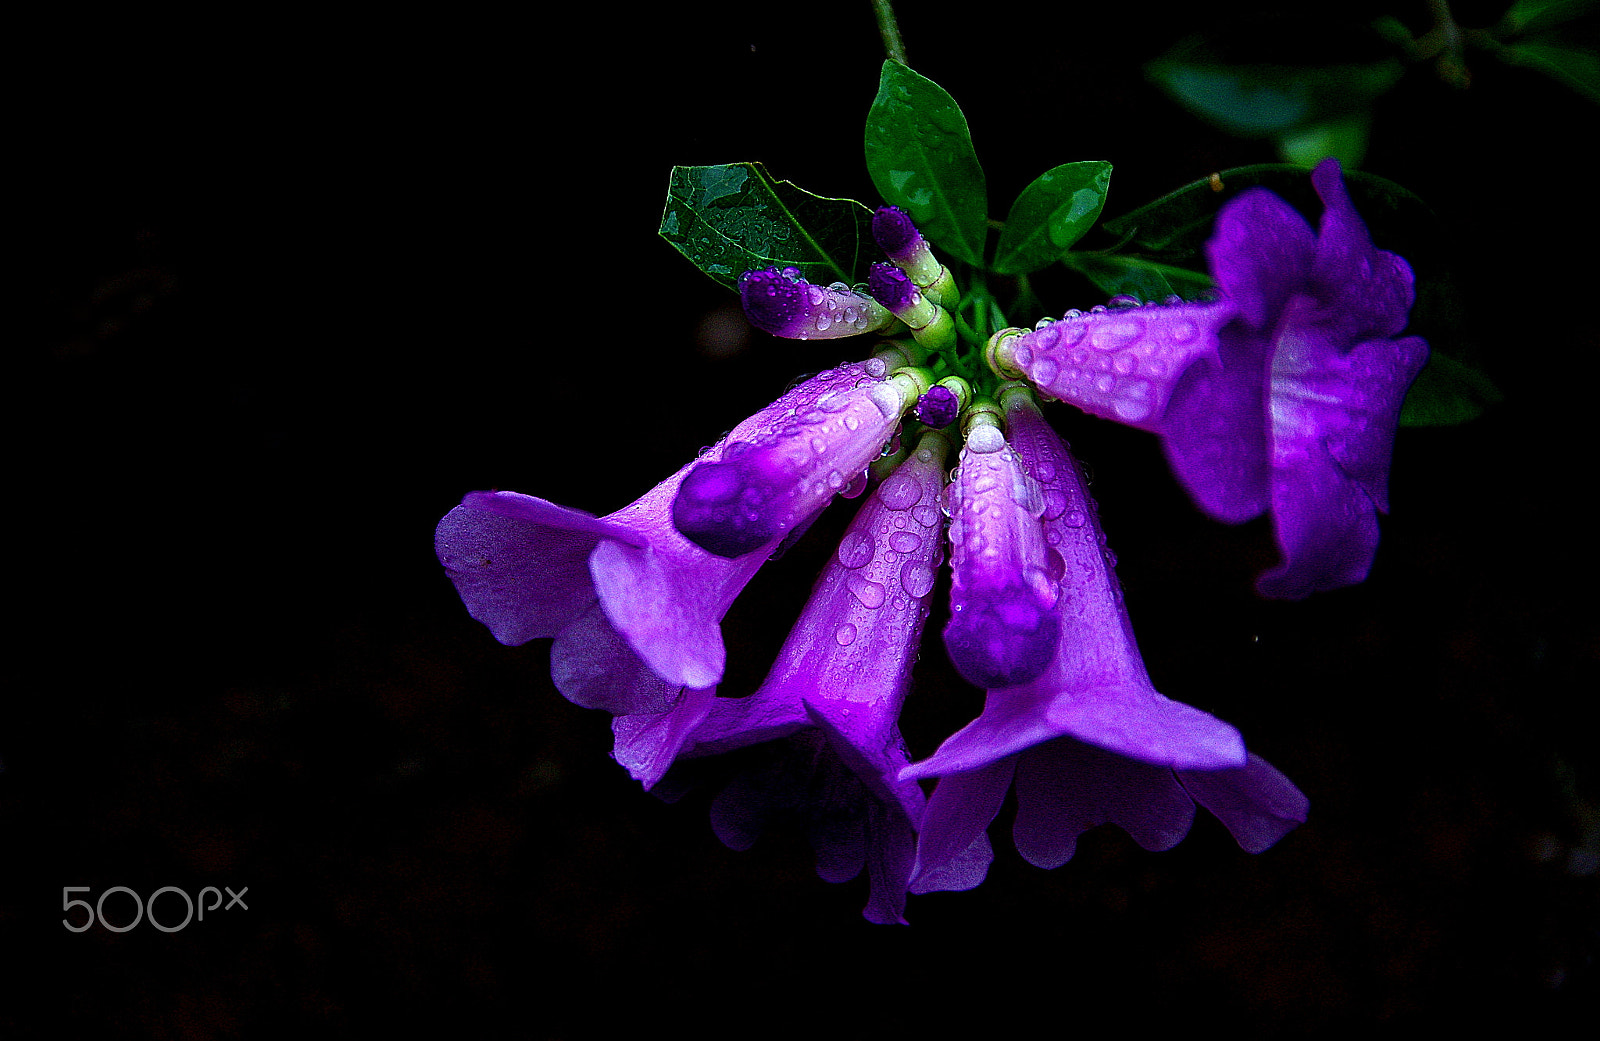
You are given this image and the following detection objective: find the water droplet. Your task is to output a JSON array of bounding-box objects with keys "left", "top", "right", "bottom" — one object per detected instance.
[
  {"left": 1091, "top": 318, "right": 1143, "bottom": 351},
  {"left": 888, "top": 531, "right": 921, "bottom": 553},
  {"left": 847, "top": 573, "right": 886, "bottom": 608},
  {"left": 900, "top": 562, "right": 935, "bottom": 598},
  {"left": 837, "top": 531, "right": 873, "bottom": 568},
  {"left": 878, "top": 473, "right": 921, "bottom": 510},
  {"left": 1063, "top": 509, "right": 1087, "bottom": 528},
  {"left": 1030, "top": 357, "right": 1060, "bottom": 385},
  {"left": 835, "top": 622, "right": 857, "bottom": 646}
]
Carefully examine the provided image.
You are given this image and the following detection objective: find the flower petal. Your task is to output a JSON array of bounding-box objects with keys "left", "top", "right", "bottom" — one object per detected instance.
[
  {"left": 1156, "top": 321, "right": 1273, "bottom": 523},
  {"left": 1012, "top": 739, "right": 1196, "bottom": 868},
  {"left": 911, "top": 759, "right": 1013, "bottom": 889},
  {"left": 1006, "top": 301, "right": 1230, "bottom": 431},
  {"left": 434, "top": 491, "right": 641, "bottom": 646},
  {"left": 670, "top": 363, "right": 910, "bottom": 558},
  {"left": 548, "top": 603, "right": 680, "bottom": 715},
  {"left": 610, "top": 685, "right": 717, "bottom": 789},
  {"left": 943, "top": 421, "right": 1061, "bottom": 689},
  {"left": 1179, "top": 752, "right": 1309, "bottom": 854},
  {"left": 739, "top": 267, "right": 895, "bottom": 339},
  {"left": 1207, "top": 186, "right": 1315, "bottom": 331},
  {"left": 1309, "top": 158, "right": 1416, "bottom": 342},
  {"left": 1004, "top": 390, "right": 1247, "bottom": 769},
  {"left": 1260, "top": 324, "right": 1428, "bottom": 598}
]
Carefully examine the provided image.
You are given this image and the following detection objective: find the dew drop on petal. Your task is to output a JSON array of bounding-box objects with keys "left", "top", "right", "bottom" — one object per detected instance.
[
  {"left": 847, "top": 573, "right": 887, "bottom": 608},
  {"left": 835, "top": 622, "right": 857, "bottom": 646},
  {"left": 837, "top": 530, "right": 874, "bottom": 568},
  {"left": 1091, "top": 318, "right": 1143, "bottom": 351},
  {"left": 877, "top": 473, "right": 922, "bottom": 510},
  {"left": 900, "top": 562, "right": 936, "bottom": 598},
  {"left": 888, "top": 531, "right": 921, "bottom": 554}
]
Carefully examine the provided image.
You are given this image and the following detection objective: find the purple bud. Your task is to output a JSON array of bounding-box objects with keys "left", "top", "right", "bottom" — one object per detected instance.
[
  {"left": 872, "top": 206, "right": 923, "bottom": 261},
  {"left": 738, "top": 267, "right": 894, "bottom": 340},
  {"left": 670, "top": 364, "right": 913, "bottom": 558},
  {"left": 914, "top": 385, "right": 959, "bottom": 428},
  {"left": 867, "top": 262, "right": 919, "bottom": 313},
  {"left": 943, "top": 420, "right": 1061, "bottom": 689},
  {"left": 671, "top": 441, "right": 787, "bottom": 558}
]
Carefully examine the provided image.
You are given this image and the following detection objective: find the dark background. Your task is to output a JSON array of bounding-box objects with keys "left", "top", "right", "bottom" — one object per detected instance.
[{"left": 11, "top": 1, "right": 1597, "bottom": 1035}]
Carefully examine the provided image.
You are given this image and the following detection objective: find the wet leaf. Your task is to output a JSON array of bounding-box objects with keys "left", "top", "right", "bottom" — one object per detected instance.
[
  {"left": 659, "top": 163, "right": 876, "bottom": 293},
  {"left": 1060, "top": 253, "right": 1213, "bottom": 303},
  {"left": 864, "top": 60, "right": 988, "bottom": 267},
  {"left": 1498, "top": 39, "right": 1600, "bottom": 104},
  {"left": 992, "top": 162, "right": 1113, "bottom": 275},
  {"left": 1103, "top": 164, "right": 1428, "bottom": 260}
]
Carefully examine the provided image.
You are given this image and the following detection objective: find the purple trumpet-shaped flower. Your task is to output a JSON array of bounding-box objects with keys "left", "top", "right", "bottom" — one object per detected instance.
[
  {"left": 739, "top": 266, "right": 897, "bottom": 340},
  {"left": 661, "top": 432, "right": 986, "bottom": 922},
  {"left": 436, "top": 360, "right": 910, "bottom": 715},
  {"left": 942, "top": 407, "right": 1062, "bottom": 691},
  {"left": 994, "top": 159, "right": 1428, "bottom": 598},
  {"left": 672, "top": 358, "right": 918, "bottom": 558},
  {"left": 905, "top": 388, "right": 1306, "bottom": 883}
]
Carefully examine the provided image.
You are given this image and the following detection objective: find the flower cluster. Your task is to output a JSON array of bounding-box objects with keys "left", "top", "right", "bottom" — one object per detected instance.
[{"left": 437, "top": 160, "right": 1424, "bottom": 921}]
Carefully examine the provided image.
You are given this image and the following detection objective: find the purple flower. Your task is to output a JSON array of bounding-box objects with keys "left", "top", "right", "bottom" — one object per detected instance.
[
  {"left": 659, "top": 433, "right": 987, "bottom": 921},
  {"left": 904, "top": 388, "right": 1306, "bottom": 883},
  {"left": 994, "top": 159, "right": 1429, "bottom": 597},
  {"left": 671, "top": 360, "right": 919, "bottom": 558},
  {"left": 436, "top": 359, "right": 912, "bottom": 715},
  {"left": 739, "top": 266, "right": 897, "bottom": 339},
  {"left": 942, "top": 407, "right": 1062, "bottom": 690}
]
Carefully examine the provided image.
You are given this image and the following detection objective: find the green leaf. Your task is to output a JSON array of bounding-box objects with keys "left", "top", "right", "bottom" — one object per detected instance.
[
  {"left": 1399, "top": 351, "right": 1503, "bottom": 426},
  {"left": 992, "top": 162, "right": 1113, "bottom": 275},
  {"left": 1102, "top": 164, "right": 1428, "bottom": 260},
  {"left": 864, "top": 60, "right": 988, "bottom": 267},
  {"left": 1500, "top": 0, "right": 1598, "bottom": 36},
  {"left": 1147, "top": 50, "right": 1403, "bottom": 137},
  {"left": 658, "top": 163, "right": 876, "bottom": 292},
  {"left": 1060, "top": 253, "right": 1213, "bottom": 303},
  {"left": 1499, "top": 39, "right": 1600, "bottom": 103},
  {"left": 1276, "top": 112, "right": 1371, "bottom": 170}
]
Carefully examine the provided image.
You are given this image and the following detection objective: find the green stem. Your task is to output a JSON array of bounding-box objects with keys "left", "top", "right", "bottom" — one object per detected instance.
[{"left": 872, "top": 0, "right": 907, "bottom": 65}]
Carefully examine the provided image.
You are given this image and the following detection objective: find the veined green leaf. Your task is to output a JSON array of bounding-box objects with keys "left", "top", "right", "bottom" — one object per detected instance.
[
  {"left": 1102, "top": 164, "right": 1427, "bottom": 258},
  {"left": 659, "top": 163, "right": 876, "bottom": 292},
  {"left": 864, "top": 60, "right": 988, "bottom": 267},
  {"left": 1061, "top": 253, "right": 1213, "bottom": 303},
  {"left": 993, "top": 162, "right": 1113, "bottom": 275}
]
